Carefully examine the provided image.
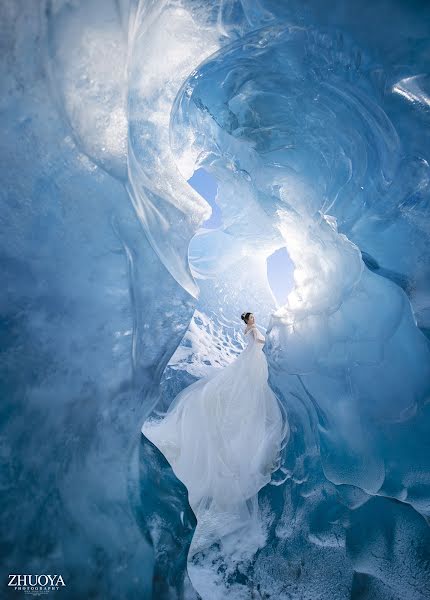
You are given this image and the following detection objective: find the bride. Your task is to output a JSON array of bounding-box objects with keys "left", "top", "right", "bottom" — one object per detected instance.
[{"left": 141, "top": 312, "right": 290, "bottom": 513}]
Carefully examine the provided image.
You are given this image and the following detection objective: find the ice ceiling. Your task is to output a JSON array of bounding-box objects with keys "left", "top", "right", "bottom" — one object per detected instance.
[{"left": 1, "top": 0, "right": 430, "bottom": 599}]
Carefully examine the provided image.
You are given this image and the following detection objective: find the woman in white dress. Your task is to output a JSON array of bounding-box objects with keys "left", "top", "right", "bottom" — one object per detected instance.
[{"left": 141, "top": 312, "right": 290, "bottom": 514}]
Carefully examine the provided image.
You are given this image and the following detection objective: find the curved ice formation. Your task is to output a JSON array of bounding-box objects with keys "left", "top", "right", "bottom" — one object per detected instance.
[{"left": 1, "top": 1, "right": 430, "bottom": 599}]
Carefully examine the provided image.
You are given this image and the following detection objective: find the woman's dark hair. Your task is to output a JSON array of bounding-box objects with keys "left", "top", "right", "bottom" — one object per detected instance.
[{"left": 241, "top": 312, "right": 252, "bottom": 324}]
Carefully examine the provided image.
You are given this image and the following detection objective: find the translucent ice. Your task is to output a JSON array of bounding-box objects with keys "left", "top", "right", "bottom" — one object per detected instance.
[{"left": 1, "top": 1, "right": 430, "bottom": 599}]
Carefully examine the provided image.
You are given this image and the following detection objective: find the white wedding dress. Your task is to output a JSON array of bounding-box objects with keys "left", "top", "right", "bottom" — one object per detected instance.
[{"left": 141, "top": 324, "right": 290, "bottom": 514}]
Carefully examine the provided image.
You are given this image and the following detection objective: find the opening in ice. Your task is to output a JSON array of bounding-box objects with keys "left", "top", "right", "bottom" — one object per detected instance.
[
  {"left": 188, "top": 168, "right": 221, "bottom": 229},
  {"left": 266, "top": 247, "right": 295, "bottom": 307}
]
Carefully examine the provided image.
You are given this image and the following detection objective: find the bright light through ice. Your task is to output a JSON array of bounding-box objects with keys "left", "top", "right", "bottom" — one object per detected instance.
[
  {"left": 188, "top": 168, "right": 221, "bottom": 228},
  {"left": 266, "top": 247, "right": 295, "bottom": 306},
  {"left": 188, "top": 168, "right": 295, "bottom": 306}
]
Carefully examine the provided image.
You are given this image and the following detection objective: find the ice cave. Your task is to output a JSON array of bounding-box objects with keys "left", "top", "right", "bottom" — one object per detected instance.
[{"left": 1, "top": 1, "right": 430, "bottom": 599}]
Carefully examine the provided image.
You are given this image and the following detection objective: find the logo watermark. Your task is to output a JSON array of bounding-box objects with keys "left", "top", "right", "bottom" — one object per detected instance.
[{"left": 8, "top": 575, "right": 66, "bottom": 596}]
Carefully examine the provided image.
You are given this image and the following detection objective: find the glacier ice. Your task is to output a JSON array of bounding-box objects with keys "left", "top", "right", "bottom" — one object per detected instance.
[{"left": 1, "top": 0, "right": 430, "bottom": 599}]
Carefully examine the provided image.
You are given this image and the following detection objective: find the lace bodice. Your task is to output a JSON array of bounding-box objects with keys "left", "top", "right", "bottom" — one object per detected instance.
[{"left": 245, "top": 324, "right": 265, "bottom": 344}]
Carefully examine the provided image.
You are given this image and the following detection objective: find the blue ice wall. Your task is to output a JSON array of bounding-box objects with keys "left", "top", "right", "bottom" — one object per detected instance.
[{"left": 1, "top": 1, "right": 430, "bottom": 599}]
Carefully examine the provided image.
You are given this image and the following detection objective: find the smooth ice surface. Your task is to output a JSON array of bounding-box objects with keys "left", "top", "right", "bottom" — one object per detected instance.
[{"left": 1, "top": 1, "right": 430, "bottom": 599}]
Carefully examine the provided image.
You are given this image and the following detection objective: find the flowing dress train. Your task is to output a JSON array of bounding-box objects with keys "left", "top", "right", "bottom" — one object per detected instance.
[{"left": 141, "top": 324, "right": 290, "bottom": 512}]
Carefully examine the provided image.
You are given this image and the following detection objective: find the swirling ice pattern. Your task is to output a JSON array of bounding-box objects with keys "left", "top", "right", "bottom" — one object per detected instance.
[
  {"left": 166, "top": 9, "right": 430, "bottom": 599},
  {"left": 2, "top": 1, "right": 430, "bottom": 599}
]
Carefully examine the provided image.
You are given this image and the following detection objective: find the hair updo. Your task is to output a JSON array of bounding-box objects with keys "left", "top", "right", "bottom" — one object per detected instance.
[{"left": 241, "top": 312, "right": 252, "bottom": 324}]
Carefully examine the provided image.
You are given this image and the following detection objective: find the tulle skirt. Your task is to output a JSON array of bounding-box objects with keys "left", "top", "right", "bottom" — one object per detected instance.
[{"left": 141, "top": 343, "right": 290, "bottom": 513}]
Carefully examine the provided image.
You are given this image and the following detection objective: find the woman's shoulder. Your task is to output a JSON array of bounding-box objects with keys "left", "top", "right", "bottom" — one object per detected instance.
[{"left": 244, "top": 325, "right": 257, "bottom": 334}]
